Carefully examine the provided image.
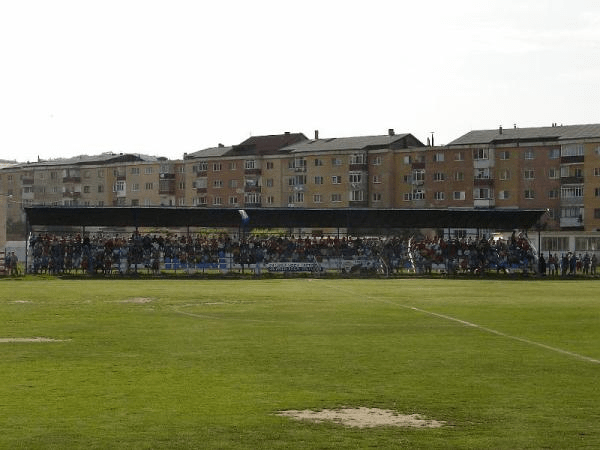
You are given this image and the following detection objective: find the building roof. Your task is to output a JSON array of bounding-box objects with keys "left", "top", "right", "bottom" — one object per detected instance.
[
  {"left": 7, "top": 153, "right": 159, "bottom": 169},
  {"left": 185, "top": 145, "right": 233, "bottom": 160},
  {"left": 280, "top": 133, "right": 424, "bottom": 153},
  {"left": 229, "top": 133, "right": 308, "bottom": 156},
  {"left": 25, "top": 206, "right": 545, "bottom": 231},
  {"left": 448, "top": 123, "right": 600, "bottom": 146}
]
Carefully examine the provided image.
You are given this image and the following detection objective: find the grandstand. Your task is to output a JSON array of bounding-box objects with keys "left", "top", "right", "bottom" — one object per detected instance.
[{"left": 22, "top": 206, "right": 545, "bottom": 276}]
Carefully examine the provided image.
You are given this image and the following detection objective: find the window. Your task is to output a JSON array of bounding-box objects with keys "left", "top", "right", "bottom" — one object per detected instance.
[
  {"left": 289, "top": 175, "right": 306, "bottom": 186},
  {"left": 228, "top": 196, "right": 238, "bottom": 205},
  {"left": 499, "top": 169, "right": 511, "bottom": 180},
  {"left": 473, "top": 148, "right": 489, "bottom": 160},
  {"left": 145, "top": 182, "right": 153, "bottom": 190},
  {"left": 144, "top": 167, "right": 153, "bottom": 174},
  {"left": 350, "top": 190, "right": 364, "bottom": 201},
  {"left": 314, "top": 176, "right": 323, "bottom": 185},
  {"left": 524, "top": 169, "right": 535, "bottom": 180},
  {"left": 474, "top": 188, "right": 492, "bottom": 199},
  {"left": 266, "top": 162, "right": 274, "bottom": 170},
  {"left": 434, "top": 191, "right": 445, "bottom": 200},
  {"left": 114, "top": 181, "right": 125, "bottom": 192},
  {"left": 413, "top": 169, "right": 425, "bottom": 182},
  {"left": 266, "top": 178, "right": 274, "bottom": 187},
  {"left": 373, "top": 175, "right": 381, "bottom": 184},
  {"left": 213, "top": 180, "right": 223, "bottom": 188},
  {"left": 433, "top": 172, "right": 445, "bottom": 181},
  {"left": 595, "top": 209, "right": 600, "bottom": 219},
  {"left": 403, "top": 156, "right": 412, "bottom": 164},
  {"left": 524, "top": 189, "right": 535, "bottom": 199},
  {"left": 561, "top": 144, "right": 584, "bottom": 157},
  {"left": 454, "top": 151, "right": 465, "bottom": 161},
  {"left": 403, "top": 193, "right": 412, "bottom": 201},
  {"left": 245, "top": 193, "right": 261, "bottom": 205},
  {"left": 331, "top": 158, "right": 342, "bottom": 166},
  {"left": 350, "top": 153, "right": 367, "bottom": 164},
  {"left": 549, "top": 148, "right": 560, "bottom": 159},
  {"left": 213, "top": 163, "right": 222, "bottom": 171},
  {"left": 194, "top": 162, "right": 208, "bottom": 172},
  {"left": 98, "top": 184, "right": 104, "bottom": 193},
  {"left": 475, "top": 168, "right": 490, "bottom": 179},
  {"left": 131, "top": 199, "right": 139, "bottom": 206},
  {"left": 433, "top": 152, "right": 444, "bottom": 162},
  {"left": 372, "top": 193, "right": 382, "bottom": 202},
  {"left": 454, "top": 171, "right": 464, "bottom": 181},
  {"left": 412, "top": 189, "right": 425, "bottom": 200},
  {"left": 244, "top": 160, "right": 255, "bottom": 170},
  {"left": 83, "top": 186, "right": 91, "bottom": 194},
  {"left": 453, "top": 191, "right": 466, "bottom": 200},
  {"left": 548, "top": 189, "right": 559, "bottom": 199},
  {"left": 97, "top": 169, "right": 104, "bottom": 178},
  {"left": 562, "top": 206, "right": 582, "bottom": 218},
  {"left": 542, "top": 237, "right": 570, "bottom": 252},
  {"left": 524, "top": 150, "right": 535, "bottom": 160},
  {"left": 228, "top": 179, "right": 238, "bottom": 188},
  {"left": 332, "top": 176, "right": 342, "bottom": 184},
  {"left": 372, "top": 156, "right": 382, "bottom": 165},
  {"left": 130, "top": 167, "right": 140, "bottom": 175},
  {"left": 499, "top": 151, "right": 510, "bottom": 160},
  {"left": 131, "top": 183, "right": 139, "bottom": 192},
  {"left": 349, "top": 173, "right": 362, "bottom": 183},
  {"left": 548, "top": 168, "right": 560, "bottom": 179},
  {"left": 498, "top": 190, "right": 510, "bottom": 200},
  {"left": 266, "top": 196, "right": 275, "bottom": 205},
  {"left": 314, "top": 158, "right": 323, "bottom": 167},
  {"left": 313, "top": 194, "right": 322, "bottom": 203},
  {"left": 194, "top": 196, "right": 207, "bottom": 206},
  {"left": 178, "top": 182, "right": 185, "bottom": 190},
  {"left": 213, "top": 196, "right": 222, "bottom": 206},
  {"left": 230, "top": 162, "right": 238, "bottom": 170},
  {"left": 561, "top": 186, "right": 583, "bottom": 198},
  {"left": 331, "top": 193, "right": 342, "bottom": 202},
  {"left": 594, "top": 168, "right": 600, "bottom": 176}
]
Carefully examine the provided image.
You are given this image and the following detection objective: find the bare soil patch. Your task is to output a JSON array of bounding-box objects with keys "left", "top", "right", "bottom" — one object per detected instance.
[
  {"left": 277, "top": 407, "right": 446, "bottom": 428},
  {"left": 121, "top": 297, "right": 153, "bottom": 304},
  {"left": 0, "top": 337, "right": 68, "bottom": 343}
]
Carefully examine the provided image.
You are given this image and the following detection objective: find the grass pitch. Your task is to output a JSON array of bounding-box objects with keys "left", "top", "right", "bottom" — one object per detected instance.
[{"left": 1, "top": 277, "right": 599, "bottom": 449}]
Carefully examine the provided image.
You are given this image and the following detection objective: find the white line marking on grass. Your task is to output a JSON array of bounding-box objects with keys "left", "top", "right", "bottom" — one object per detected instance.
[{"left": 324, "top": 283, "right": 600, "bottom": 365}]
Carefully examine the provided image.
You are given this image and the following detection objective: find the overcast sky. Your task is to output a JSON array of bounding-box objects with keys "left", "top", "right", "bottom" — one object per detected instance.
[{"left": 2, "top": 0, "right": 600, "bottom": 162}]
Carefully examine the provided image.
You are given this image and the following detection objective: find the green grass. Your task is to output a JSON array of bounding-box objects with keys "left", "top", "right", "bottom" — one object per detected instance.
[{"left": 1, "top": 278, "right": 599, "bottom": 449}]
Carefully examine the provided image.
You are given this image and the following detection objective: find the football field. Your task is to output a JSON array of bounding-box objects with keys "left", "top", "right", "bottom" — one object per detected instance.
[{"left": 1, "top": 277, "right": 599, "bottom": 449}]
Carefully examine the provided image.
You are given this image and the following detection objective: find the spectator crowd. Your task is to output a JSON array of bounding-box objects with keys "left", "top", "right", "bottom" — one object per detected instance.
[{"left": 22, "top": 230, "right": 598, "bottom": 276}]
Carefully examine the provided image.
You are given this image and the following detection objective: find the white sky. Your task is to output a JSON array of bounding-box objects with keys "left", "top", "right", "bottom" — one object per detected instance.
[{"left": 2, "top": 0, "right": 600, "bottom": 162}]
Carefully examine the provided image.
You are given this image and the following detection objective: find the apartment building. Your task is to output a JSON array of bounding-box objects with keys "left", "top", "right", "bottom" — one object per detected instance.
[{"left": 4, "top": 124, "right": 600, "bottom": 255}]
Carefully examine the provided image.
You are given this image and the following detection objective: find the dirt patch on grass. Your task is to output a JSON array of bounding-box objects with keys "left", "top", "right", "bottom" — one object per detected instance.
[
  {"left": 0, "top": 337, "right": 68, "bottom": 343},
  {"left": 121, "top": 297, "right": 153, "bottom": 304},
  {"left": 277, "top": 407, "right": 446, "bottom": 428}
]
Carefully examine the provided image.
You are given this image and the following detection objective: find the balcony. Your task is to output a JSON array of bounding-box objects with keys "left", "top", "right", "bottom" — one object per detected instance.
[
  {"left": 411, "top": 162, "right": 425, "bottom": 170},
  {"left": 194, "top": 187, "right": 208, "bottom": 193},
  {"left": 63, "top": 191, "right": 82, "bottom": 198},
  {"left": 63, "top": 176, "right": 81, "bottom": 183},
  {"left": 245, "top": 202, "right": 262, "bottom": 208},
  {"left": 21, "top": 178, "right": 34, "bottom": 185},
  {"left": 560, "top": 155, "right": 584, "bottom": 164},
  {"left": 244, "top": 185, "right": 261, "bottom": 193},
  {"left": 473, "top": 177, "right": 494, "bottom": 186},
  {"left": 474, "top": 199, "right": 495, "bottom": 208},
  {"left": 245, "top": 168, "right": 262, "bottom": 175},
  {"left": 560, "top": 217, "right": 583, "bottom": 228},
  {"left": 560, "top": 176, "right": 584, "bottom": 184},
  {"left": 349, "top": 163, "right": 368, "bottom": 171}
]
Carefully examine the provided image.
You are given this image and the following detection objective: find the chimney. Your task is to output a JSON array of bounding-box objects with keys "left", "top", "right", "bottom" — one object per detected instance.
[
  {"left": 218, "top": 143, "right": 224, "bottom": 148},
  {"left": 314, "top": 130, "right": 319, "bottom": 140},
  {"left": 388, "top": 128, "right": 395, "bottom": 136},
  {"left": 499, "top": 125, "right": 503, "bottom": 134}
]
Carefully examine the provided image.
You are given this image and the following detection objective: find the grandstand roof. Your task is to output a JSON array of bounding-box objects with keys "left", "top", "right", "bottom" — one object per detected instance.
[{"left": 25, "top": 207, "right": 546, "bottom": 231}]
